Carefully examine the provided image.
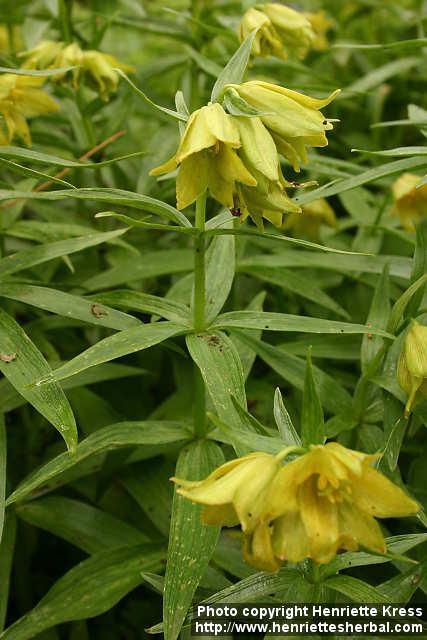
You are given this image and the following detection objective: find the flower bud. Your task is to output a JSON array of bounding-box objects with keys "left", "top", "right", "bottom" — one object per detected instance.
[
  {"left": 397, "top": 321, "right": 427, "bottom": 416},
  {"left": 237, "top": 7, "right": 284, "bottom": 60}
]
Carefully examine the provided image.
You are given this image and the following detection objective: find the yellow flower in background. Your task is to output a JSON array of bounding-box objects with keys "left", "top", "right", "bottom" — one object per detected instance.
[
  {"left": 283, "top": 197, "right": 336, "bottom": 240},
  {"left": 172, "top": 451, "right": 281, "bottom": 531},
  {"left": 19, "top": 40, "right": 133, "bottom": 100},
  {"left": 238, "top": 4, "right": 315, "bottom": 60},
  {"left": 150, "top": 103, "right": 257, "bottom": 210},
  {"left": 228, "top": 81, "right": 340, "bottom": 171},
  {"left": 0, "top": 24, "right": 22, "bottom": 54},
  {"left": 304, "top": 11, "right": 334, "bottom": 51},
  {"left": 0, "top": 74, "right": 59, "bottom": 145},
  {"left": 265, "top": 443, "right": 419, "bottom": 565},
  {"left": 392, "top": 172, "right": 427, "bottom": 231},
  {"left": 238, "top": 7, "right": 285, "bottom": 60},
  {"left": 397, "top": 321, "right": 427, "bottom": 417}
]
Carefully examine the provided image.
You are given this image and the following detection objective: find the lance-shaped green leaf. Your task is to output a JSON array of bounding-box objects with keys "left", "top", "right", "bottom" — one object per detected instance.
[
  {"left": 0, "top": 512, "right": 16, "bottom": 632},
  {"left": 361, "top": 264, "right": 390, "bottom": 372},
  {"left": 202, "top": 218, "right": 235, "bottom": 323},
  {"left": 406, "top": 219, "right": 427, "bottom": 318},
  {"left": 213, "top": 311, "right": 393, "bottom": 338},
  {"left": 0, "top": 414, "right": 7, "bottom": 543},
  {"left": 0, "top": 159, "right": 75, "bottom": 188},
  {"left": 0, "top": 415, "right": 4, "bottom": 544},
  {"left": 164, "top": 440, "right": 224, "bottom": 640},
  {"left": 186, "top": 331, "right": 247, "bottom": 431},
  {"left": 325, "top": 575, "right": 389, "bottom": 603},
  {"left": 211, "top": 31, "right": 258, "bottom": 102},
  {"left": 36, "top": 321, "right": 185, "bottom": 385},
  {"left": 301, "top": 349, "right": 324, "bottom": 446},
  {"left": 0, "top": 229, "right": 127, "bottom": 278},
  {"left": 0, "top": 284, "right": 140, "bottom": 330},
  {"left": 6, "top": 421, "right": 191, "bottom": 505},
  {"left": 0, "top": 145, "right": 145, "bottom": 169},
  {"left": 294, "top": 156, "right": 427, "bottom": 206},
  {"left": 0, "top": 545, "right": 165, "bottom": 640},
  {"left": 91, "top": 290, "right": 191, "bottom": 325},
  {"left": 0, "top": 309, "right": 77, "bottom": 451},
  {"left": 323, "top": 533, "right": 427, "bottom": 575},
  {"left": 239, "top": 250, "right": 412, "bottom": 279},
  {"left": 16, "top": 497, "right": 148, "bottom": 554},
  {"left": 378, "top": 560, "right": 427, "bottom": 603},
  {"left": 387, "top": 273, "right": 427, "bottom": 334},
  {"left": 0, "top": 65, "right": 79, "bottom": 76},
  {"left": 232, "top": 332, "right": 351, "bottom": 415},
  {"left": 0, "top": 188, "right": 191, "bottom": 227},
  {"left": 84, "top": 249, "right": 192, "bottom": 291},
  {"left": 273, "top": 388, "right": 301, "bottom": 446},
  {"left": 241, "top": 265, "right": 350, "bottom": 319}
]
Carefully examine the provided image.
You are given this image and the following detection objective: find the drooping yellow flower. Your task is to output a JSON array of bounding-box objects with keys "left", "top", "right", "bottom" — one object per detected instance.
[
  {"left": 392, "top": 172, "right": 427, "bottom": 232},
  {"left": 172, "top": 451, "right": 281, "bottom": 532},
  {"left": 397, "top": 321, "right": 427, "bottom": 417},
  {"left": 227, "top": 81, "right": 340, "bottom": 171},
  {"left": 232, "top": 114, "right": 301, "bottom": 228},
  {"left": 238, "top": 4, "right": 314, "bottom": 60},
  {"left": 19, "top": 40, "right": 133, "bottom": 100},
  {"left": 150, "top": 103, "right": 257, "bottom": 210},
  {"left": 304, "top": 11, "right": 334, "bottom": 51},
  {"left": 265, "top": 443, "right": 419, "bottom": 565},
  {"left": 283, "top": 197, "right": 336, "bottom": 240},
  {"left": 0, "top": 74, "right": 59, "bottom": 145}
]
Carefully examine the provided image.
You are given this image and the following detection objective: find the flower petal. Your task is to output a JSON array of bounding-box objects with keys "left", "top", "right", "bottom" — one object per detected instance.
[{"left": 352, "top": 467, "right": 420, "bottom": 518}]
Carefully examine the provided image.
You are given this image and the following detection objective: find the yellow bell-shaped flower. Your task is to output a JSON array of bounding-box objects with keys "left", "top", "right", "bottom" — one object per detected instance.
[
  {"left": 81, "top": 50, "right": 133, "bottom": 100},
  {"left": 150, "top": 103, "right": 257, "bottom": 210},
  {"left": 19, "top": 40, "right": 66, "bottom": 69},
  {"left": 265, "top": 442, "right": 419, "bottom": 565},
  {"left": 171, "top": 451, "right": 281, "bottom": 532},
  {"left": 0, "top": 74, "right": 59, "bottom": 145},
  {"left": 304, "top": 11, "right": 334, "bottom": 51},
  {"left": 227, "top": 80, "right": 339, "bottom": 171},
  {"left": 239, "top": 3, "right": 315, "bottom": 60},
  {"left": 237, "top": 7, "right": 287, "bottom": 60},
  {"left": 392, "top": 172, "right": 427, "bottom": 232},
  {"left": 19, "top": 40, "right": 132, "bottom": 100},
  {"left": 397, "top": 321, "right": 427, "bottom": 416},
  {"left": 283, "top": 197, "right": 336, "bottom": 240}
]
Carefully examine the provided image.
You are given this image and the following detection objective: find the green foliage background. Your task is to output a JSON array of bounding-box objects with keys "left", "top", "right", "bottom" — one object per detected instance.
[{"left": 0, "top": 0, "right": 426, "bottom": 638}]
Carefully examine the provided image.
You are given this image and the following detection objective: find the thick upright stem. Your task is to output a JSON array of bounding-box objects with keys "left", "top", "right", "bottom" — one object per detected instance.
[
  {"left": 193, "top": 191, "right": 207, "bottom": 437},
  {"left": 193, "top": 191, "right": 207, "bottom": 331}
]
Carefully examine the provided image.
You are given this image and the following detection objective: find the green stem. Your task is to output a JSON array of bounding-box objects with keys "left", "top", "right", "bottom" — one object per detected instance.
[
  {"left": 58, "top": 0, "right": 72, "bottom": 43},
  {"left": 193, "top": 191, "right": 207, "bottom": 331},
  {"left": 76, "top": 88, "right": 96, "bottom": 148},
  {"left": 193, "top": 191, "right": 207, "bottom": 437}
]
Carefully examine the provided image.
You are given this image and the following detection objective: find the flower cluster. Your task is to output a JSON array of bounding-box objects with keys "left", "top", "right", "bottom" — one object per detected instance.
[
  {"left": 173, "top": 443, "right": 419, "bottom": 572},
  {"left": 151, "top": 82, "right": 339, "bottom": 228},
  {"left": 398, "top": 321, "right": 427, "bottom": 416},
  {"left": 392, "top": 172, "right": 427, "bottom": 232},
  {"left": 0, "top": 74, "right": 59, "bottom": 145},
  {"left": 238, "top": 4, "right": 333, "bottom": 60},
  {"left": 238, "top": 4, "right": 315, "bottom": 60},
  {"left": 19, "top": 40, "right": 133, "bottom": 100}
]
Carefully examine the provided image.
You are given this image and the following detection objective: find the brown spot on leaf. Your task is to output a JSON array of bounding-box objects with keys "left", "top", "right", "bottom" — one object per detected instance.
[
  {"left": 91, "top": 304, "right": 108, "bottom": 318},
  {"left": 0, "top": 353, "right": 16, "bottom": 363}
]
